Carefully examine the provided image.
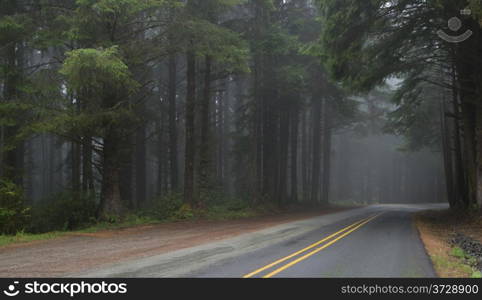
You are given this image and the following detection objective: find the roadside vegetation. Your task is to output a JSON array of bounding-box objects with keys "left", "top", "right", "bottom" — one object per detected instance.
[{"left": 416, "top": 210, "right": 482, "bottom": 278}]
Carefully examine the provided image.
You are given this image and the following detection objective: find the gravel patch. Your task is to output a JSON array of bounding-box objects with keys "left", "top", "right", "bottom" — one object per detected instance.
[{"left": 451, "top": 233, "right": 482, "bottom": 271}]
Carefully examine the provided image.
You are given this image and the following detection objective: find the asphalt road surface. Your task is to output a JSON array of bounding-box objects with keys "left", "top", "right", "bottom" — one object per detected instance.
[{"left": 75, "top": 204, "right": 446, "bottom": 278}]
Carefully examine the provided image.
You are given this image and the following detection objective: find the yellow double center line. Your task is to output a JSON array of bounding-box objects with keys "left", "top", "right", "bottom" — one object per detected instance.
[{"left": 243, "top": 213, "right": 382, "bottom": 278}]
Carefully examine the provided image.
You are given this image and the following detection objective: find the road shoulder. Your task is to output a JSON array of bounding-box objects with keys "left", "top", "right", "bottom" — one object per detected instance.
[
  {"left": 0, "top": 206, "right": 356, "bottom": 277},
  {"left": 415, "top": 209, "right": 482, "bottom": 278}
]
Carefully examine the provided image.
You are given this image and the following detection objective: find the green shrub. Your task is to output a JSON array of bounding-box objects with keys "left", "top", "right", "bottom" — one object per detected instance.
[
  {"left": 28, "top": 192, "right": 97, "bottom": 233},
  {"left": 150, "top": 192, "right": 183, "bottom": 220},
  {"left": 450, "top": 247, "right": 466, "bottom": 259},
  {"left": 149, "top": 192, "right": 256, "bottom": 221},
  {"left": 203, "top": 196, "right": 254, "bottom": 220},
  {"left": 203, "top": 190, "right": 238, "bottom": 207},
  {"left": 0, "top": 180, "right": 30, "bottom": 235},
  {"left": 174, "top": 203, "right": 194, "bottom": 220}
]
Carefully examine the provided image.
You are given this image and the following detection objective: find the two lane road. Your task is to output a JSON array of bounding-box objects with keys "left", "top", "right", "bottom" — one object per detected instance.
[
  {"left": 189, "top": 205, "right": 440, "bottom": 278},
  {"left": 75, "top": 204, "right": 445, "bottom": 278}
]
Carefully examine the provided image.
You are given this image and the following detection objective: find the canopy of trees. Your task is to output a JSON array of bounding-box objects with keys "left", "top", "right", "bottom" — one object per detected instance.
[
  {"left": 318, "top": 0, "right": 482, "bottom": 210},
  {"left": 0, "top": 0, "right": 475, "bottom": 234}
]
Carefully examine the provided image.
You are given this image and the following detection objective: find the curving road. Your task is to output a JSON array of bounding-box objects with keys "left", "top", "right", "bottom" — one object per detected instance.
[{"left": 74, "top": 204, "right": 446, "bottom": 278}]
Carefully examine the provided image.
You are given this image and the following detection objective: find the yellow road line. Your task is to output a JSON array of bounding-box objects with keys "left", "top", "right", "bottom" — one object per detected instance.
[
  {"left": 242, "top": 214, "right": 377, "bottom": 278},
  {"left": 262, "top": 214, "right": 380, "bottom": 278}
]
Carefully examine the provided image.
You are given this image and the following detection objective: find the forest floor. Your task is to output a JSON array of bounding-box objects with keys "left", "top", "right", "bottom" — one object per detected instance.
[
  {"left": 415, "top": 209, "right": 482, "bottom": 278},
  {"left": 0, "top": 206, "right": 351, "bottom": 277}
]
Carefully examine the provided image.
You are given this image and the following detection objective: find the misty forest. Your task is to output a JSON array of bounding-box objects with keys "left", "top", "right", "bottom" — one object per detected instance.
[{"left": 1, "top": 0, "right": 481, "bottom": 236}]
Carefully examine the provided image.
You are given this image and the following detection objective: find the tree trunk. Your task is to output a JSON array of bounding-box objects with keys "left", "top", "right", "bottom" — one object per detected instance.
[
  {"left": 290, "top": 103, "right": 299, "bottom": 203},
  {"left": 262, "top": 55, "right": 278, "bottom": 202},
  {"left": 451, "top": 64, "right": 467, "bottom": 207},
  {"left": 476, "top": 104, "right": 482, "bottom": 207},
  {"left": 184, "top": 50, "right": 196, "bottom": 206},
  {"left": 198, "top": 55, "right": 212, "bottom": 208},
  {"left": 82, "top": 136, "right": 94, "bottom": 194},
  {"left": 301, "top": 108, "right": 308, "bottom": 202},
  {"left": 135, "top": 125, "right": 146, "bottom": 208},
  {"left": 217, "top": 89, "right": 224, "bottom": 186},
  {"left": 168, "top": 54, "right": 179, "bottom": 191},
  {"left": 278, "top": 104, "right": 289, "bottom": 205},
  {"left": 160, "top": 108, "right": 170, "bottom": 196},
  {"left": 455, "top": 38, "right": 479, "bottom": 209},
  {"left": 71, "top": 141, "right": 81, "bottom": 193},
  {"left": 460, "top": 101, "right": 477, "bottom": 209},
  {"left": 119, "top": 145, "right": 133, "bottom": 209},
  {"left": 222, "top": 82, "right": 232, "bottom": 193},
  {"left": 68, "top": 90, "right": 82, "bottom": 194},
  {"left": 440, "top": 96, "right": 456, "bottom": 208},
  {"left": 310, "top": 96, "right": 322, "bottom": 204},
  {"left": 321, "top": 99, "right": 332, "bottom": 205},
  {"left": 99, "top": 129, "right": 123, "bottom": 218},
  {"left": 1, "top": 38, "right": 24, "bottom": 185}
]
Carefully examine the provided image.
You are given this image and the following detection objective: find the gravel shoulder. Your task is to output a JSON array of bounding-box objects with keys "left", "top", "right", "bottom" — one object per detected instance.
[{"left": 0, "top": 207, "right": 351, "bottom": 277}]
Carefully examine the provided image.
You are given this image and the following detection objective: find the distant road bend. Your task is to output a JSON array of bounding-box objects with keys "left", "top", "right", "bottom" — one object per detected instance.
[{"left": 75, "top": 204, "right": 446, "bottom": 278}]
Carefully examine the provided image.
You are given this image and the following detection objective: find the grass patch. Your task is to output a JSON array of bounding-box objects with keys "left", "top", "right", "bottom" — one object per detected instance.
[
  {"left": 0, "top": 231, "right": 66, "bottom": 247},
  {"left": 75, "top": 215, "right": 161, "bottom": 233},
  {"left": 415, "top": 210, "right": 482, "bottom": 278},
  {"left": 202, "top": 206, "right": 261, "bottom": 221},
  {"left": 430, "top": 253, "right": 474, "bottom": 277},
  {"left": 0, "top": 215, "right": 161, "bottom": 248}
]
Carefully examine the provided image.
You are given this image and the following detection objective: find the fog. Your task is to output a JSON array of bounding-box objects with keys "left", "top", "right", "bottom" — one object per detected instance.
[{"left": 22, "top": 89, "right": 446, "bottom": 207}]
